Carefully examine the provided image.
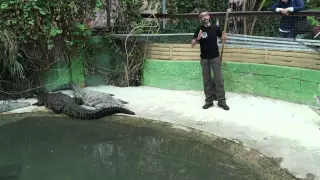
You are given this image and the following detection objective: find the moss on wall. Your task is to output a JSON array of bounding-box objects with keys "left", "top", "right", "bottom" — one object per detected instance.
[{"left": 143, "top": 59, "right": 320, "bottom": 106}]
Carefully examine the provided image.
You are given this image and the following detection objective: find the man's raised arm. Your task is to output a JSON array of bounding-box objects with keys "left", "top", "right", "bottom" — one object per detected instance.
[{"left": 191, "top": 29, "right": 202, "bottom": 47}]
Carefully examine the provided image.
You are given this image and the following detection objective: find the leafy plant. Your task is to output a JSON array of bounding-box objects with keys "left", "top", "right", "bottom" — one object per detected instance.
[
  {"left": 307, "top": 7, "right": 320, "bottom": 27},
  {"left": 0, "top": 0, "right": 99, "bottom": 98}
]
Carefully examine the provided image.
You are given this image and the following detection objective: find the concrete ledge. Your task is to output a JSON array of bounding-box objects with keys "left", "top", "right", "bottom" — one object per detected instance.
[{"left": 142, "top": 59, "right": 320, "bottom": 106}]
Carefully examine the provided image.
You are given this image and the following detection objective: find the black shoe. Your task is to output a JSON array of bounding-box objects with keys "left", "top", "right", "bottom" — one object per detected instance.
[
  {"left": 218, "top": 102, "right": 230, "bottom": 110},
  {"left": 202, "top": 102, "right": 214, "bottom": 109}
]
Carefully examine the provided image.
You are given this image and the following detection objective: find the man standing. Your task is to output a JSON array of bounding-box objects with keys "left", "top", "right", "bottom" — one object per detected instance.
[
  {"left": 271, "top": 0, "right": 305, "bottom": 38},
  {"left": 191, "top": 10, "right": 230, "bottom": 110}
]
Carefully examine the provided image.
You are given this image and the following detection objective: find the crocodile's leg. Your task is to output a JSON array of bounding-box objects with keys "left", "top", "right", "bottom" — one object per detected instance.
[
  {"left": 94, "top": 104, "right": 102, "bottom": 109},
  {"left": 87, "top": 101, "right": 95, "bottom": 107},
  {"left": 51, "top": 108, "right": 62, "bottom": 114},
  {"left": 116, "top": 99, "right": 128, "bottom": 104},
  {"left": 32, "top": 100, "right": 44, "bottom": 106}
]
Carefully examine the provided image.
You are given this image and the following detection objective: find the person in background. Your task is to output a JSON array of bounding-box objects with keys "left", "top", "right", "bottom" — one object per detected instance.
[
  {"left": 271, "top": 0, "right": 305, "bottom": 38},
  {"left": 191, "top": 10, "right": 230, "bottom": 111}
]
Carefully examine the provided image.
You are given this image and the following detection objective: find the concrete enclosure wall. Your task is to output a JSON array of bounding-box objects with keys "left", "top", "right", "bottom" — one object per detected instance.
[
  {"left": 43, "top": 36, "right": 124, "bottom": 91},
  {"left": 142, "top": 41, "right": 320, "bottom": 106},
  {"left": 43, "top": 55, "right": 85, "bottom": 91},
  {"left": 143, "top": 60, "right": 320, "bottom": 105},
  {"left": 42, "top": 39, "right": 320, "bottom": 106}
]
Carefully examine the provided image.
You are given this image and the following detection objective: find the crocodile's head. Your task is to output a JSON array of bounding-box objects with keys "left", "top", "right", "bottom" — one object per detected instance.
[
  {"left": 71, "top": 83, "right": 81, "bottom": 90},
  {"left": 33, "top": 91, "right": 49, "bottom": 100},
  {"left": 71, "top": 83, "right": 86, "bottom": 97}
]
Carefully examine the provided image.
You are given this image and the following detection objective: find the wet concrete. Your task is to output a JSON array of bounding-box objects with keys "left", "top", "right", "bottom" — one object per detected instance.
[{"left": 0, "top": 113, "right": 297, "bottom": 180}]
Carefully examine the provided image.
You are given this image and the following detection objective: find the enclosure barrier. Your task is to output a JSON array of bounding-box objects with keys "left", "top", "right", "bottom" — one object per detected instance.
[
  {"left": 135, "top": 10, "right": 320, "bottom": 106},
  {"left": 46, "top": 10, "right": 320, "bottom": 106},
  {"left": 138, "top": 36, "right": 320, "bottom": 106},
  {"left": 145, "top": 43, "right": 320, "bottom": 70},
  {"left": 140, "top": 10, "right": 320, "bottom": 18}
]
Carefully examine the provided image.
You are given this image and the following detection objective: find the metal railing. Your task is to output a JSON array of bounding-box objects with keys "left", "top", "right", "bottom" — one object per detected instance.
[
  {"left": 140, "top": 10, "right": 320, "bottom": 18},
  {"left": 111, "top": 33, "right": 319, "bottom": 52}
]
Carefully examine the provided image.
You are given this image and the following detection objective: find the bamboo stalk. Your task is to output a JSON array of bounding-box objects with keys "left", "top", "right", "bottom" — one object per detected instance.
[
  {"left": 250, "top": 0, "right": 266, "bottom": 35},
  {"left": 220, "top": 11, "right": 229, "bottom": 62},
  {"left": 243, "top": 0, "right": 247, "bottom": 35}
]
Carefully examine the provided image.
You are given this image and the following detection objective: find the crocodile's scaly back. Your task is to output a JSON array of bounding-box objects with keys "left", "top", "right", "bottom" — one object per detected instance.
[
  {"left": 72, "top": 86, "right": 128, "bottom": 109},
  {"left": 34, "top": 92, "right": 135, "bottom": 119}
]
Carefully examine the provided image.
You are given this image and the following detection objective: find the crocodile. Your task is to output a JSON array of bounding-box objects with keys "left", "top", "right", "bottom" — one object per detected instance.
[
  {"left": 72, "top": 84, "right": 129, "bottom": 110},
  {"left": 32, "top": 92, "right": 135, "bottom": 119}
]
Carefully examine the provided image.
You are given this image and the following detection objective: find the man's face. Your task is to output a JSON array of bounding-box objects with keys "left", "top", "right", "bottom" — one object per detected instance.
[
  {"left": 281, "top": 0, "right": 288, "bottom": 3},
  {"left": 199, "top": 12, "right": 210, "bottom": 24}
]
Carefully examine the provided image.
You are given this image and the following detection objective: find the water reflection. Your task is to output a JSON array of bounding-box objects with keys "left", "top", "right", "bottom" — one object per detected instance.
[{"left": 0, "top": 116, "right": 296, "bottom": 180}]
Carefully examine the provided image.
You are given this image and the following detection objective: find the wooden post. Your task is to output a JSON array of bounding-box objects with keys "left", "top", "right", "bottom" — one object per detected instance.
[{"left": 220, "top": 11, "right": 229, "bottom": 64}]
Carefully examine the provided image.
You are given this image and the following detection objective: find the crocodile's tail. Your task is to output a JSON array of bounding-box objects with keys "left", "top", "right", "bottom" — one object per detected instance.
[
  {"left": 101, "top": 106, "right": 135, "bottom": 116},
  {"left": 76, "top": 106, "right": 135, "bottom": 119}
]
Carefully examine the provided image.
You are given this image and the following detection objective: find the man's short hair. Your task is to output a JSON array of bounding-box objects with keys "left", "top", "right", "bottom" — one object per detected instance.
[{"left": 198, "top": 9, "right": 208, "bottom": 16}]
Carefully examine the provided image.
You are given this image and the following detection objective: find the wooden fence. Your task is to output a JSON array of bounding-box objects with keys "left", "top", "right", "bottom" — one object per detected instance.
[{"left": 145, "top": 43, "right": 320, "bottom": 70}]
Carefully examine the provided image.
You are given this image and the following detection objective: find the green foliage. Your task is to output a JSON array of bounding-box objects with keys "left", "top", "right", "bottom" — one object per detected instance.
[
  {"left": 166, "top": 0, "right": 228, "bottom": 14},
  {"left": 0, "top": 0, "right": 100, "bottom": 98},
  {"left": 160, "top": 0, "right": 228, "bottom": 33},
  {"left": 307, "top": 7, "right": 320, "bottom": 27},
  {"left": 108, "top": 0, "right": 144, "bottom": 34},
  {"left": 0, "top": 0, "right": 97, "bottom": 51},
  {"left": 0, "top": 30, "right": 22, "bottom": 78},
  {"left": 307, "top": 0, "right": 320, "bottom": 8}
]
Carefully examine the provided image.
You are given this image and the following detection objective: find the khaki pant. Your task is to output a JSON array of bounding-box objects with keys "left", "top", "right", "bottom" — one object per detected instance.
[{"left": 200, "top": 57, "right": 226, "bottom": 103}]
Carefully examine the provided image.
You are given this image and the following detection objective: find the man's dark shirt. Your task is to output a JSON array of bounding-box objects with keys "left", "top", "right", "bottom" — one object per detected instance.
[{"left": 193, "top": 24, "right": 222, "bottom": 59}]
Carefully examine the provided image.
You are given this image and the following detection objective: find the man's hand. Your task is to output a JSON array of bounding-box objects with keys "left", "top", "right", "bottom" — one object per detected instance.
[
  {"left": 280, "top": 8, "right": 289, "bottom": 15},
  {"left": 221, "top": 31, "right": 227, "bottom": 43},
  {"left": 196, "top": 30, "right": 203, "bottom": 41}
]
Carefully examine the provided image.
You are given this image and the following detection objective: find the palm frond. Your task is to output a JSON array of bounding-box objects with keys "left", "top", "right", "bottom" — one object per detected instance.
[{"left": 0, "top": 30, "right": 25, "bottom": 79}]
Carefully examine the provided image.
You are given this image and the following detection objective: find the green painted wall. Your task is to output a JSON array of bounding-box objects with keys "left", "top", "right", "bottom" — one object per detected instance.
[
  {"left": 143, "top": 59, "right": 320, "bottom": 106},
  {"left": 84, "top": 36, "right": 125, "bottom": 86},
  {"left": 70, "top": 55, "right": 85, "bottom": 87},
  {"left": 43, "top": 60, "right": 72, "bottom": 91},
  {"left": 43, "top": 36, "right": 121, "bottom": 91},
  {"left": 43, "top": 55, "right": 85, "bottom": 91}
]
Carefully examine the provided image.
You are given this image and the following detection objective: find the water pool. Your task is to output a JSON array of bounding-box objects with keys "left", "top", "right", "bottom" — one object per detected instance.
[{"left": 0, "top": 113, "right": 297, "bottom": 180}]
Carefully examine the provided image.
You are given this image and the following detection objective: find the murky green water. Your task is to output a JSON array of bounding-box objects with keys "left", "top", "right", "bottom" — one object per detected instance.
[{"left": 0, "top": 114, "right": 296, "bottom": 180}]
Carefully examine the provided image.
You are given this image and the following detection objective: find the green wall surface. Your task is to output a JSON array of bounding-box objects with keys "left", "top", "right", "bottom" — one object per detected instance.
[
  {"left": 143, "top": 59, "right": 320, "bottom": 106},
  {"left": 43, "top": 55, "right": 85, "bottom": 91},
  {"left": 70, "top": 55, "right": 85, "bottom": 87},
  {"left": 43, "top": 60, "right": 72, "bottom": 91},
  {"left": 43, "top": 36, "right": 122, "bottom": 91},
  {"left": 84, "top": 36, "right": 125, "bottom": 86}
]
